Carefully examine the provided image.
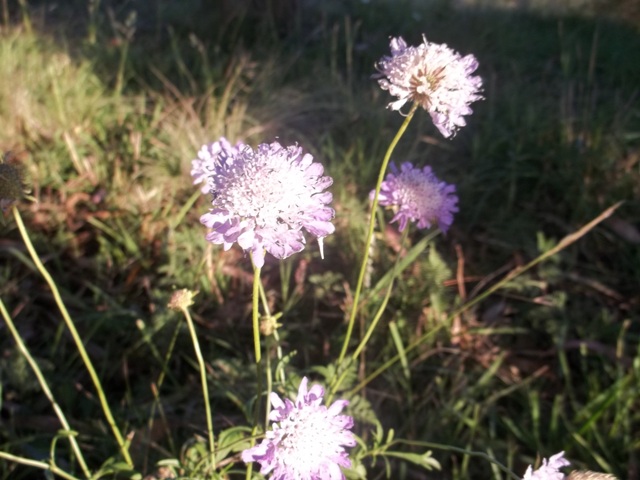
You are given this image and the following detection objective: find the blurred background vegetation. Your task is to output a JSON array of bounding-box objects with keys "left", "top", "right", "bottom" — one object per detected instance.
[{"left": 0, "top": 0, "right": 638, "bottom": 478}]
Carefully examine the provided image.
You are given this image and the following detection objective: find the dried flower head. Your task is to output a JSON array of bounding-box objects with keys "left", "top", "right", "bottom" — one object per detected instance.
[
  {"left": 242, "top": 377, "right": 355, "bottom": 479},
  {"left": 373, "top": 162, "right": 458, "bottom": 233},
  {"left": 375, "top": 36, "right": 483, "bottom": 138},
  {"left": 193, "top": 140, "right": 335, "bottom": 268},
  {"left": 167, "top": 289, "right": 197, "bottom": 312},
  {"left": 524, "top": 451, "right": 570, "bottom": 480}
]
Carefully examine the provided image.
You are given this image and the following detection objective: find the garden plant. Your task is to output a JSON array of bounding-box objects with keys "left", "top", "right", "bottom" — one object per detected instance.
[{"left": 0, "top": 1, "right": 638, "bottom": 479}]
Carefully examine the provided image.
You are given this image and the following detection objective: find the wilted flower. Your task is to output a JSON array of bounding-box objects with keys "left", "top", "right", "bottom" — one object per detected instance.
[
  {"left": 193, "top": 140, "right": 335, "bottom": 268},
  {"left": 167, "top": 289, "right": 197, "bottom": 312},
  {"left": 191, "top": 137, "right": 245, "bottom": 194},
  {"left": 375, "top": 35, "right": 483, "bottom": 138},
  {"left": 524, "top": 451, "right": 570, "bottom": 480},
  {"left": 373, "top": 162, "right": 458, "bottom": 233},
  {"left": 242, "top": 377, "right": 355, "bottom": 479}
]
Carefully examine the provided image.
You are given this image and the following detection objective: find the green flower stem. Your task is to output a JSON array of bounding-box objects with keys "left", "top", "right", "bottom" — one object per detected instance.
[
  {"left": 256, "top": 281, "right": 286, "bottom": 426},
  {"left": 180, "top": 305, "right": 216, "bottom": 470},
  {"left": 0, "top": 297, "right": 92, "bottom": 479},
  {"left": 0, "top": 451, "right": 82, "bottom": 480},
  {"left": 348, "top": 201, "right": 623, "bottom": 396},
  {"left": 252, "top": 264, "right": 263, "bottom": 364},
  {"left": 336, "top": 103, "right": 419, "bottom": 369},
  {"left": 351, "top": 227, "right": 410, "bottom": 360},
  {"left": 11, "top": 206, "right": 134, "bottom": 468},
  {"left": 246, "top": 262, "right": 264, "bottom": 480},
  {"left": 257, "top": 282, "right": 285, "bottom": 384}
]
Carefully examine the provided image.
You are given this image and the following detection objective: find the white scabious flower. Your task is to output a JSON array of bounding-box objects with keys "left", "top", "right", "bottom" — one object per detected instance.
[
  {"left": 375, "top": 35, "right": 483, "bottom": 138},
  {"left": 242, "top": 377, "right": 356, "bottom": 479},
  {"left": 373, "top": 162, "right": 459, "bottom": 233},
  {"left": 524, "top": 451, "right": 570, "bottom": 480},
  {"left": 192, "top": 140, "right": 335, "bottom": 268}
]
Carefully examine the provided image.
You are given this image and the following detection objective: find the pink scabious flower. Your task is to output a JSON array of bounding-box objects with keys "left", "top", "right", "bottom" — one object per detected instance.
[
  {"left": 242, "top": 377, "right": 356, "bottom": 480},
  {"left": 191, "top": 137, "right": 245, "bottom": 194},
  {"left": 192, "top": 140, "right": 335, "bottom": 268},
  {"left": 373, "top": 162, "right": 459, "bottom": 233},
  {"left": 375, "top": 35, "right": 483, "bottom": 138},
  {"left": 523, "top": 451, "right": 570, "bottom": 480}
]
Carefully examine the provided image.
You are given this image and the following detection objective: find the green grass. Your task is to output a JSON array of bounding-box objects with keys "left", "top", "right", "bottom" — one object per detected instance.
[{"left": 1, "top": 0, "right": 639, "bottom": 479}]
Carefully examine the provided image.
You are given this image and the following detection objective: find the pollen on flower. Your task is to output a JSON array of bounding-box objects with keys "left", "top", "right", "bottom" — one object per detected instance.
[
  {"left": 191, "top": 140, "right": 335, "bottom": 268},
  {"left": 242, "top": 377, "right": 356, "bottom": 479},
  {"left": 375, "top": 35, "right": 483, "bottom": 138},
  {"left": 373, "top": 162, "right": 459, "bottom": 233},
  {"left": 523, "top": 451, "right": 570, "bottom": 480}
]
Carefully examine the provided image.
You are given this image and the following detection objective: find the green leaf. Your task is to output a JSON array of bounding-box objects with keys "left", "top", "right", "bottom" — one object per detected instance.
[
  {"left": 384, "top": 450, "right": 441, "bottom": 471},
  {"left": 215, "top": 426, "right": 252, "bottom": 463}
]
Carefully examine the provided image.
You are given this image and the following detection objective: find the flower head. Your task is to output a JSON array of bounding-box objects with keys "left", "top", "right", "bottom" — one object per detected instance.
[
  {"left": 167, "top": 289, "right": 197, "bottom": 312},
  {"left": 193, "top": 140, "right": 335, "bottom": 268},
  {"left": 373, "top": 162, "right": 458, "bottom": 233},
  {"left": 524, "top": 451, "right": 570, "bottom": 480},
  {"left": 375, "top": 35, "right": 483, "bottom": 138},
  {"left": 191, "top": 137, "right": 245, "bottom": 194},
  {"left": 242, "top": 377, "right": 356, "bottom": 480}
]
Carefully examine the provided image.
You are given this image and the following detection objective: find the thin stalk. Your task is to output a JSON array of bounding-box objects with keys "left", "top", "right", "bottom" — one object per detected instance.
[
  {"left": 327, "top": 228, "right": 410, "bottom": 403},
  {"left": 252, "top": 264, "right": 263, "bottom": 364},
  {"left": 0, "top": 297, "right": 92, "bottom": 479},
  {"left": 180, "top": 305, "right": 216, "bottom": 471},
  {"left": 11, "top": 206, "right": 133, "bottom": 468},
  {"left": 17, "top": 0, "right": 32, "bottom": 34},
  {"left": 336, "top": 103, "right": 418, "bottom": 368},
  {"left": 352, "top": 227, "right": 410, "bottom": 360},
  {"left": 246, "top": 262, "right": 264, "bottom": 480},
  {"left": 258, "top": 281, "right": 285, "bottom": 384},
  {"left": 0, "top": 451, "right": 82, "bottom": 480}
]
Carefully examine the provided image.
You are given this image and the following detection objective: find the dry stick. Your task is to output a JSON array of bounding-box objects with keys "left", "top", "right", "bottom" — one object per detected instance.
[
  {"left": 0, "top": 297, "right": 92, "bottom": 479},
  {"left": 349, "top": 201, "right": 623, "bottom": 396},
  {"left": 11, "top": 206, "right": 134, "bottom": 468}
]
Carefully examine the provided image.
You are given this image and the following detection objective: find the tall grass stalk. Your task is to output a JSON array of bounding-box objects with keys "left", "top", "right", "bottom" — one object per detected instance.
[
  {"left": 17, "top": 0, "right": 32, "bottom": 34},
  {"left": 0, "top": 297, "right": 92, "bottom": 479},
  {"left": 0, "top": 451, "right": 81, "bottom": 480},
  {"left": 11, "top": 205, "right": 134, "bottom": 468},
  {"left": 335, "top": 103, "right": 418, "bottom": 374},
  {"left": 348, "top": 201, "right": 623, "bottom": 397},
  {"left": 176, "top": 299, "right": 216, "bottom": 471},
  {"left": 447, "top": 201, "right": 624, "bottom": 321}
]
